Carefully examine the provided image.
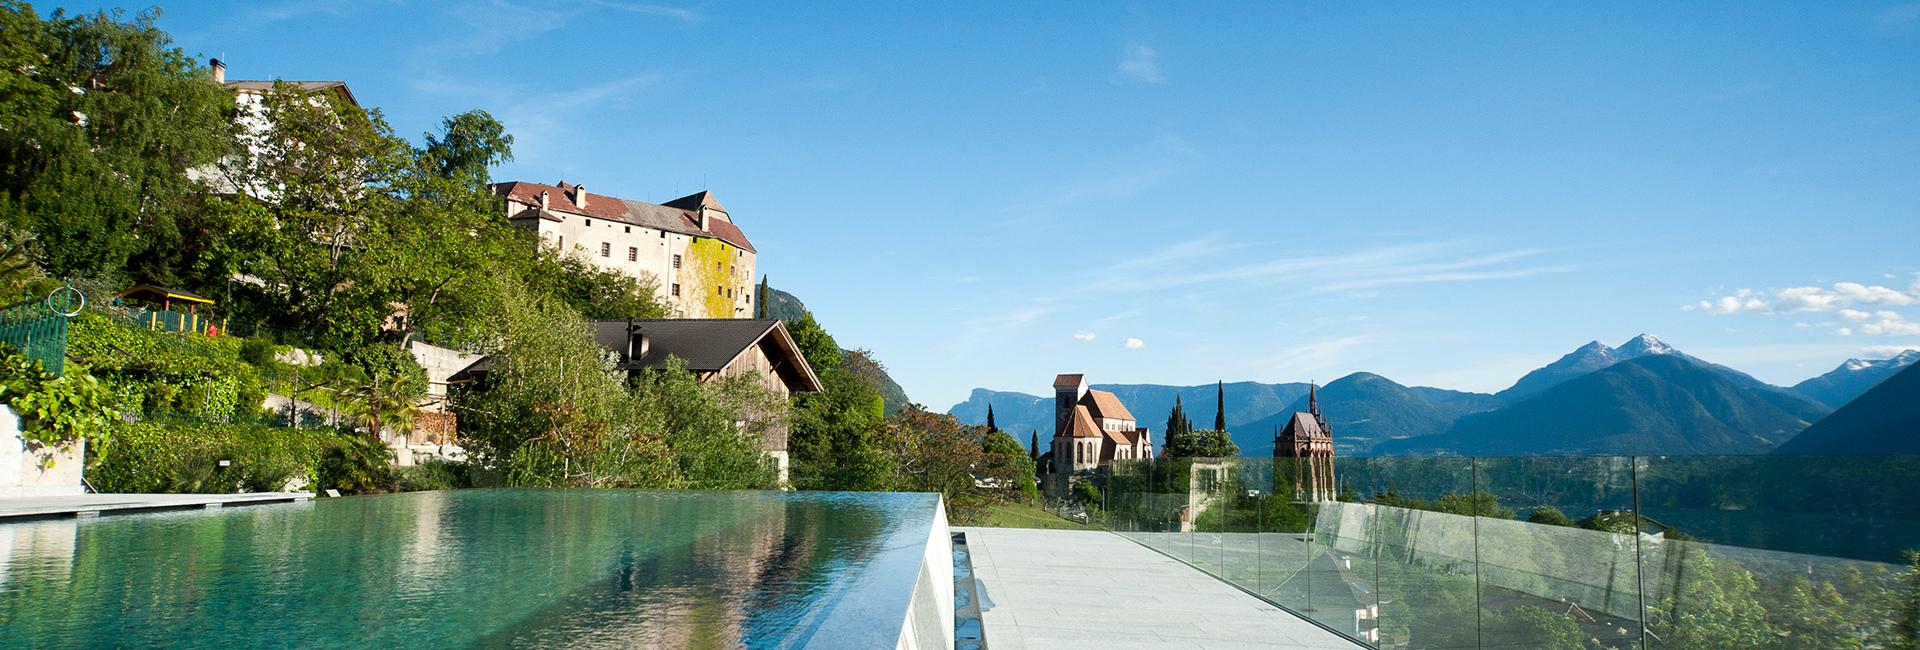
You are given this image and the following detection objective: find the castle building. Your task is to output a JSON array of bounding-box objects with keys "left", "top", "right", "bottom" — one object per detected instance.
[
  {"left": 1048, "top": 374, "right": 1153, "bottom": 475},
  {"left": 1274, "top": 385, "right": 1338, "bottom": 502},
  {"left": 491, "top": 181, "right": 757, "bottom": 319}
]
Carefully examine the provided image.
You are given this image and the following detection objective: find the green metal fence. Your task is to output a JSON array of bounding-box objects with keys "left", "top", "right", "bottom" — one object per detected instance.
[{"left": 0, "top": 297, "right": 71, "bottom": 375}]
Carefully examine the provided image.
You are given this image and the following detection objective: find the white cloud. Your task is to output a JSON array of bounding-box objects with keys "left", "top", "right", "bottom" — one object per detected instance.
[
  {"left": 1123, "top": 338, "right": 1146, "bottom": 349},
  {"left": 1072, "top": 331, "right": 1097, "bottom": 342},
  {"left": 1113, "top": 44, "right": 1165, "bottom": 84},
  {"left": 1836, "top": 327, "right": 1855, "bottom": 336},
  {"left": 1860, "top": 312, "right": 1920, "bottom": 336},
  {"left": 1839, "top": 309, "right": 1874, "bottom": 321},
  {"left": 1862, "top": 344, "right": 1920, "bottom": 358},
  {"left": 1088, "top": 238, "right": 1565, "bottom": 296},
  {"left": 1687, "top": 279, "right": 1919, "bottom": 315}
]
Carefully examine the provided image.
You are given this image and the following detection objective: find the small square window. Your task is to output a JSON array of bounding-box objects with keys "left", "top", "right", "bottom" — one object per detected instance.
[
  {"left": 717, "top": 286, "right": 723, "bottom": 296},
  {"left": 671, "top": 284, "right": 680, "bottom": 297},
  {"left": 672, "top": 254, "right": 681, "bottom": 269},
  {"left": 624, "top": 226, "right": 630, "bottom": 233},
  {"left": 585, "top": 219, "right": 592, "bottom": 227},
  {"left": 600, "top": 242, "right": 610, "bottom": 257},
  {"left": 627, "top": 247, "right": 637, "bottom": 262}
]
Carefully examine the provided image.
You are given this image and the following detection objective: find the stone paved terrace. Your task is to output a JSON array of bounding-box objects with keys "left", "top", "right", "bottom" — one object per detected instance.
[
  {"left": 0, "top": 492, "right": 311, "bottom": 521},
  {"left": 955, "top": 526, "right": 1360, "bottom": 649}
]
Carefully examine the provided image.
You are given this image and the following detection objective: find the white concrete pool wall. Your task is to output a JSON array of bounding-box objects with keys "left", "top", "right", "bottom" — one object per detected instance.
[
  {"left": 0, "top": 405, "right": 85, "bottom": 498},
  {"left": 897, "top": 495, "right": 955, "bottom": 650}
]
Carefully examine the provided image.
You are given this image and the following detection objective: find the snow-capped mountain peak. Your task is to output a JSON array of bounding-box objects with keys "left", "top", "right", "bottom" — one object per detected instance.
[
  {"left": 1843, "top": 358, "right": 1874, "bottom": 372},
  {"left": 1617, "top": 333, "right": 1674, "bottom": 358}
]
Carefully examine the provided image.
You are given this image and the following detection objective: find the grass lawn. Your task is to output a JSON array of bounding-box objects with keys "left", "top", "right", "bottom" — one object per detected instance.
[{"left": 972, "top": 501, "right": 1098, "bottom": 530}]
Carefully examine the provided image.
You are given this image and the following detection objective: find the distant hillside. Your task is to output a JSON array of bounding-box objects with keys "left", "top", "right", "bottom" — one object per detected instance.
[
  {"left": 759, "top": 284, "right": 910, "bottom": 414},
  {"left": 1791, "top": 350, "right": 1919, "bottom": 409},
  {"left": 1239, "top": 373, "right": 1481, "bottom": 455},
  {"left": 1385, "top": 355, "right": 1828, "bottom": 456},
  {"left": 948, "top": 389, "right": 1054, "bottom": 439},
  {"left": 1775, "top": 361, "right": 1920, "bottom": 454},
  {"left": 758, "top": 285, "right": 809, "bottom": 322}
]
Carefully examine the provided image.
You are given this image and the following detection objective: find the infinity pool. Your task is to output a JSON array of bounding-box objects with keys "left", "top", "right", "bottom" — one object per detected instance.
[{"left": 0, "top": 490, "right": 951, "bottom": 648}]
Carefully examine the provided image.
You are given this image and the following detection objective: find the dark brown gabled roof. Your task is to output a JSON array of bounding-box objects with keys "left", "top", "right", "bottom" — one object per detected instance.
[
  {"left": 1081, "top": 389, "right": 1136, "bottom": 422},
  {"left": 490, "top": 181, "right": 756, "bottom": 252},
  {"left": 449, "top": 318, "right": 821, "bottom": 392},
  {"left": 594, "top": 319, "right": 821, "bottom": 392},
  {"left": 1053, "top": 373, "right": 1085, "bottom": 388}
]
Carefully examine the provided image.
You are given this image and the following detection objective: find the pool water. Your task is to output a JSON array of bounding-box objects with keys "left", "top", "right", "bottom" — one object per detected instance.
[{"left": 0, "top": 490, "right": 944, "bottom": 648}]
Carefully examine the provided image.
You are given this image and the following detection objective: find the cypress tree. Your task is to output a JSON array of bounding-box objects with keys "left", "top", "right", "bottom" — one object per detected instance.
[
  {"left": 1029, "top": 430, "right": 1039, "bottom": 461},
  {"left": 755, "top": 276, "right": 769, "bottom": 318},
  {"left": 1214, "top": 381, "right": 1226, "bottom": 431},
  {"left": 986, "top": 404, "right": 998, "bottom": 433}
]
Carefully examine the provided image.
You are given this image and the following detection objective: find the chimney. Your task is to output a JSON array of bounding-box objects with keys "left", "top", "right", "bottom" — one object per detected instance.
[
  {"left": 628, "top": 327, "right": 650, "bottom": 361},
  {"left": 210, "top": 58, "right": 226, "bottom": 84},
  {"left": 538, "top": 190, "right": 550, "bottom": 210},
  {"left": 697, "top": 208, "right": 709, "bottom": 231},
  {"left": 573, "top": 184, "right": 587, "bottom": 209}
]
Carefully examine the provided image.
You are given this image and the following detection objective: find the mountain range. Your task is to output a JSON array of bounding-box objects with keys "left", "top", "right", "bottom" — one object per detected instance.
[
  {"left": 1774, "top": 360, "right": 1920, "bottom": 455},
  {"left": 950, "top": 334, "right": 1910, "bottom": 457},
  {"left": 1790, "top": 350, "right": 1920, "bottom": 409}
]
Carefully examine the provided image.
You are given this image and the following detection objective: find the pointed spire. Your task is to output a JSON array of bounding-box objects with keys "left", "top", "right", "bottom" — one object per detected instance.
[{"left": 1309, "top": 383, "right": 1319, "bottom": 414}]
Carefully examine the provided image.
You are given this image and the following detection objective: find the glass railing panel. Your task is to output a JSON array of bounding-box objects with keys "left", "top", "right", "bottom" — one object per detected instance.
[
  {"left": 1636, "top": 454, "right": 1920, "bottom": 649},
  {"left": 1473, "top": 456, "right": 1643, "bottom": 649},
  {"left": 1341, "top": 456, "right": 1477, "bottom": 649}
]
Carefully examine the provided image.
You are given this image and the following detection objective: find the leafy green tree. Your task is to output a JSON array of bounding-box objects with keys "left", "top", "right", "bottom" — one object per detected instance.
[
  {"left": 1500, "top": 606, "right": 1586, "bottom": 650},
  {"left": 981, "top": 429, "right": 1038, "bottom": 501},
  {"left": 1162, "top": 428, "right": 1238, "bottom": 459},
  {"left": 1071, "top": 479, "right": 1101, "bottom": 509},
  {"left": 1430, "top": 491, "right": 1515, "bottom": 519},
  {"left": 1647, "top": 545, "right": 1773, "bottom": 648},
  {"left": 206, "top": 80, "right": 412, "bottom": 346},
  {"left": 789, "top": 366, "right": 890, "bottom": 491},
  {"left": 877, "top": 405, "right": 988, "bottom": 521},
  {"left": 1526, "top": 505, "right": 1576, "bottom": 527},
  {"left": 1895, "top": 551, "right": 1920, "bottom": 649},
  {"left": 0, "top": 4, "right": 233, "bottom": 283}
]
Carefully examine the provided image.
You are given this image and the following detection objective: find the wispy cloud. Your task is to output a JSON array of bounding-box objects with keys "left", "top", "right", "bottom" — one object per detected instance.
[
  {"left": 1086, "top": 238, "right": 1565, "bottom": 296},
  {"left": 1112, "top": 44, "right": 1165, "bottom": 84},
  {"left": 1072, "top": 332, "right": 1097, "bottom": 342},
  {"left": 589, "top": 1, "right": 704, "bottom": 25}
]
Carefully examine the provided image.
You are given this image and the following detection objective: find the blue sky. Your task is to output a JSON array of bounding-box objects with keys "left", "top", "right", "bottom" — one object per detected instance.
[{"left": 54, "top": 1, "right": 1920, "bottom": 408}]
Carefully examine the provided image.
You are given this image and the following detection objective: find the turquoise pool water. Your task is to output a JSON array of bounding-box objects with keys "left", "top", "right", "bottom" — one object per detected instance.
[{"left": 0, "top": 490, "right": 942, "bottom": 648}]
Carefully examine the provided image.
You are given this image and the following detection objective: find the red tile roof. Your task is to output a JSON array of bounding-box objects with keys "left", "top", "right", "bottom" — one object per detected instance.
[
  {"left": 1068, "top": 406, "right": 1102, "bottom": 438},
  {"left": 1082, "top": 389, "right": 1136, "bottom": 423},
  {"left": 491, "top": 181, "right": 756, "bottom": 253}
]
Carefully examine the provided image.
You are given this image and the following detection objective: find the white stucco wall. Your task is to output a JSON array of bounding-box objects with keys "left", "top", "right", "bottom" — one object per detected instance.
[{"left": 0, "top": 405, "right": 86, "bottom": 497}]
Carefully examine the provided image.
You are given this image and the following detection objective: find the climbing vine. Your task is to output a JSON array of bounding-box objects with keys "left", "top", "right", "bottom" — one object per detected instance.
[
  {"left": 684, "top": 237, "right": 738, "bottom": 318},
  {"left": 0, "top": 346, "right": 116, "bottom": 463}
]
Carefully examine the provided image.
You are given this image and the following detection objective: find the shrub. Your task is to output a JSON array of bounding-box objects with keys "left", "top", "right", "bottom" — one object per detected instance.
[
  {"left": 67, "top": 312, "right": 266, "bottom": 421},
  {"left": 396, "top": 460, "right": 471, "bottom": 491},
  {"left": 314, "top": 434, "right": 396, "bottom": 495},
  {"left": 89, "top": 420, "right": 383, "bottom": 494}
]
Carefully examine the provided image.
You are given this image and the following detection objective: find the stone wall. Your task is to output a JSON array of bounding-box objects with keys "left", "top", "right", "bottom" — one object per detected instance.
[{"left": 0, "top": 405, "right": 86, "bottom": 497}]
